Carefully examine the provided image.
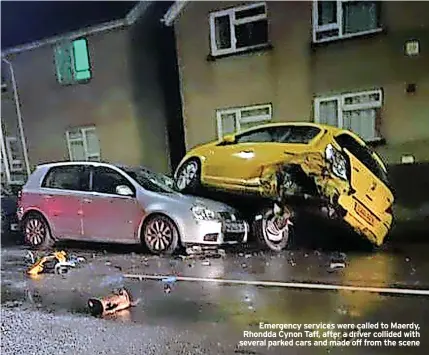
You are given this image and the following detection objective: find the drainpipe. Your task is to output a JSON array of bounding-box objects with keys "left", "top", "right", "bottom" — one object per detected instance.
[
  {"left": 2, "top": 57, "right": 31, "bottom": 178},
  {"left": 0, "top": 123, "right": 12, "bottom": 184}
]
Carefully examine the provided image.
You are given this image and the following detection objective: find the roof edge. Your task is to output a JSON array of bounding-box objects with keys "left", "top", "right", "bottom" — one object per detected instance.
[
  {"left": 161, "top": 1, "right": 189, "bottom": 27},
  {"left": 1, "top": 19, "right": 126, "bottom": 56},
  {"left": 1, "top": 1, "right": 152, "bottom": 57}
]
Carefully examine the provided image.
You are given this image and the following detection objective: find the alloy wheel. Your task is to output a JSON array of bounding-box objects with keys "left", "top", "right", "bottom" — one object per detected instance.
[
  {"left": 25, "top": 218, "right": 46, "bottom": 246},
  {"left": 176, "top": 161, "right": 198, "bottom": 190},
  {"left": 145, "top": 218, "right": 173, "bottom": 252}
]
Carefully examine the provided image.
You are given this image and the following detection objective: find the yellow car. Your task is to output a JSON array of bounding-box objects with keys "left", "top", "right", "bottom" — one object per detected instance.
[{"left": 174, "top": 122, "right": 394, "bottom": 249}]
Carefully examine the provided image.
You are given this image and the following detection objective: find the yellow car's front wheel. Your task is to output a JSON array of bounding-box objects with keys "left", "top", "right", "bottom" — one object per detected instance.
[{"left": 175, "top": 158, "right": 201, "bottom": 193}]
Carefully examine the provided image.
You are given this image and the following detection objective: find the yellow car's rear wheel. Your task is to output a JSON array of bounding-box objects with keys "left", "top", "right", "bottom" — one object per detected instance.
[{"left": 175, "top": 158, "right": 201, "bottom": 193}]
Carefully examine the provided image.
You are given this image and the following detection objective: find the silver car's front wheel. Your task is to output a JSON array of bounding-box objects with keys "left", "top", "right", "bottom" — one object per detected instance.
[
  {"left": 142, "top": 215, "right": 179, "bottom": 255},
  {"left": 253, "top": 207, "right": 291, "bottom": 252},
  {"left": 175, "top": 159, "right": 200, "bottom": 193}
]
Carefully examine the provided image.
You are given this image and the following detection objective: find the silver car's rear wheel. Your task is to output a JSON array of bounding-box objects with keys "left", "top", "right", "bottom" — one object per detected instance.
[
  {"left": 143, "top": 215, "right": 179, "bottom": 255},
  {"left": 175, "top": 159, "right": 200, "bottom": 193},
  {"left": 23, "top": 212, "right": 54, "bottom": 249}
]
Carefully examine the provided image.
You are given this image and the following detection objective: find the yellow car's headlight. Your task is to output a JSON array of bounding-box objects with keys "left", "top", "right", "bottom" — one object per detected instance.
[{"left": 325, "top": 144, "right": 348, "bottom": 180}]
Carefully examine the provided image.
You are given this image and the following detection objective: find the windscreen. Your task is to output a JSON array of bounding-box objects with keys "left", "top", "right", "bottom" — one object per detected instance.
[{"left": 121, "top": 168, "right": 177, "bottom": 194}]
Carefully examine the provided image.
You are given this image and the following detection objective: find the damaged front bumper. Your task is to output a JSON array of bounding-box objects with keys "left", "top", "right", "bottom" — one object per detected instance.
[{"left": 255, "top": 151, "right": 393, "bottom": 246}]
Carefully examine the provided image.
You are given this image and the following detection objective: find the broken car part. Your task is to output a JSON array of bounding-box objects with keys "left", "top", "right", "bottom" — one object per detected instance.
[
  {"left": 27, "top": 251, "right": 68, "bottom": 275},
  {"left": 88, "top": 288, "right": 132, "bottom": 317}
]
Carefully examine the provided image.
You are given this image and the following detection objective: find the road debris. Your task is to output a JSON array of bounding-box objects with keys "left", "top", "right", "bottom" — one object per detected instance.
[
  {"left": 88, "top": 288, "right": 132, "bottom": 317},
  {"left": 218, "top": 249, "right": 226, "bottom": 257},
  {"left": 25, "top": 251, "right": 35, "bottom": 264},
  {"left": 201, "top": 260, "right": 211, "bottom": 266},
  {"left": 27, "top": 251, "right": 68, "bottom": 275},
  {"left": 27, "top": 251, "right": 85, "bottom": 275},
  {"left": 329, "top": 262, "right": 346, "bottom": 271},
  {"left": 245, "top": 254, "right": 252, "bottom": 259},
  {"left": 162, "top": 276, "right": 177, "bottom": 294}
]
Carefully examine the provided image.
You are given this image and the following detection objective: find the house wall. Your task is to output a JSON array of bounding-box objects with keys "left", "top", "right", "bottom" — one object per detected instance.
[
  {"left": 174, "top": 1, "right": 429, "bottom": 164},
  {"left": 2, "top": 23, "right": 171, "bottom": 175}
]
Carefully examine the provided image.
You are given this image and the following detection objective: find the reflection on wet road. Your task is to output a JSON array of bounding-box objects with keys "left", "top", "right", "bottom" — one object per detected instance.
[{"left": 2, "top": 244, "right": 429, "bottom": 354}]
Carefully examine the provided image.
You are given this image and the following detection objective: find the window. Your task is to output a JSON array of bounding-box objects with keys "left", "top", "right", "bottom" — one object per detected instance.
[
  {"left": 314, "top": 89, "right": 383, "bottom": 142},
  {"left": 334, "top": 133, "right": 389, "bottom": 186},
  {"left": 216, "top": 103, "right": 272, "bottom": 139},
  {"left": 54, "top": 38, "right": 91, "bottom": 84},
  {"left": 312, "top": 1, "right": 381, "bottom": 43},
  {"left": 42, "top": 165, "right": 90, "bottom": 191},
  {"left": 209, "top": 2, "right": 268, "bottom": 56},
  {"left": 92, "top": 167, "right": 134, "bottom": 195},
  {"left": 66, "top": 127, "right": 101, "bottom": 162},
  {"left": 235, "top": 125, "right": 322, "bottom": 144},
  {"left": 5, "top": 137, "right": 24, "bottom": 172}
]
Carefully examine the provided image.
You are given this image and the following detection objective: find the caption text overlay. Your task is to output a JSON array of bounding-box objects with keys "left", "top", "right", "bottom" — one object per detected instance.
[{"left": 238, "top": 322, "right": 421, "bottom": 349}]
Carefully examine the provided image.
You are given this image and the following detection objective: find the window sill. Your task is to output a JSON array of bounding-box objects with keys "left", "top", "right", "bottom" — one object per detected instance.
[
  {"left": 207, "top": 43, "right": 273, "bottom": 61},
  {"left": 311, "top": 28, "right": 385, "bottom": 49},
  {"left": 366, "top": 138, "right": 386, "bottom": 147}
]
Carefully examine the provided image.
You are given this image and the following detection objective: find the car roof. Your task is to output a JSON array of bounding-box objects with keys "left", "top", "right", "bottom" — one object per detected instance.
[
  {"left": 234, "top": 121, "right": 345, "bottom": 135},
  {"left": 35, "top": 161, "right": 135, "bottom": 170}
]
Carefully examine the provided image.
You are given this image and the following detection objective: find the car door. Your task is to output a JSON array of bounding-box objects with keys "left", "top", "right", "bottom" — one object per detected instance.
[
  {"left": 81, "top": 166, "right": 143, "bottom": 243},
  {"left": 39, "top": 164, "right": 90, "bottom": 240},
  {"left": 203, "top": 127, "right": 275, "bottom": 184}
]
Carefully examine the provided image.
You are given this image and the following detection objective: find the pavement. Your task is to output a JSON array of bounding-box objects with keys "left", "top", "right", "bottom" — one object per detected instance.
[{"left": 1, "top": 237, "right": 429, "bottom": 355}]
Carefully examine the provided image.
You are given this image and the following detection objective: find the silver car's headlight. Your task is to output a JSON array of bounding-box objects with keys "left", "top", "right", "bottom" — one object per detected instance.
[
  {"left": 191, "top": 205, "right": 218, "bottom": 221},
  {"left": 325, "top": 144, "right": 348, "bottom": 180}
]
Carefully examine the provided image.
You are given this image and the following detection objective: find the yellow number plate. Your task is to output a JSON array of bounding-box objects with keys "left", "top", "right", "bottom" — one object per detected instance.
[{"left": 355, "top": 202, "right": 375, "bottom": 226}]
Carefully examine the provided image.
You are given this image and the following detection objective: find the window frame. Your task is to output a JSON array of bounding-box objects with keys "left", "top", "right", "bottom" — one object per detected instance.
[
  {"left": 314, "top": 88, "right": 383, "bottom": 143},
  {"left": 90, "top": 166, "right": 136, "bottom": 197},
  {"left": 216, "top": 103, "right": 272, "bottom": 139},
  {"left": 209, "top": 2, "right": 268, "bottom": 57},
  {"left": 41, "top": 165, "right": 90, "bottom": 192},
  {"left": 66, "top": 126, "right": 101, "bottom": 162},
  {"left": 312, "top": 0, "right": 382, "bottom": 43},
  {"left": 54, "top": 37, "right": 91, "bottom": 85}
]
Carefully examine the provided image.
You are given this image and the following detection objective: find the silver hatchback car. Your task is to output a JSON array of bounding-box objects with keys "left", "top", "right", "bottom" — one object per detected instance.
[{"left": 17, "top": 162, "right": 248, "bottom": 254}]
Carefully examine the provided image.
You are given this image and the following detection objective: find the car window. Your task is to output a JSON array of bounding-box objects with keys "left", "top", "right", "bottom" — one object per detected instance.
[
  {"left": 235, "top": 126, "right": 321, "bottom": 144},
  {"left": 42, "top": 165, "right": 90, "bottom": 191},
  {"left": 235, "top": 128, "right": 274, "bottom": 144},
  {"left": 272, "top": 126, "right": 321, "bottom": 144},
  {"left": 92, "top": 167, "right": 135, "bottom": 195},
  {"left": 334, "top": 133, "right": 389, "bottom": 186}
]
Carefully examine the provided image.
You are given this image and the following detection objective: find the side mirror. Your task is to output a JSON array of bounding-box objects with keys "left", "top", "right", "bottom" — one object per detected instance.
[
  {"left": 222, "top": 134, "right": 235, "bottom": 144},
  {"left": 116, "top": 185, "right": 134, "bottom": 196}
]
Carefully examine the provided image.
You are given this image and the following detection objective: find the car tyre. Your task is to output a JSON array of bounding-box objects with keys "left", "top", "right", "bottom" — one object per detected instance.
[
  {"left": 253, "top": 207, "right": 291, "bottom": 252},
  {"left": 174, "top": 158, "right": 201, "bottom": 193},
  {"left": 23, "top": 212, "right": 54, "bottom": 250},
  {"left": 142, "top": 214, "right": 179, "bottom": 255}
]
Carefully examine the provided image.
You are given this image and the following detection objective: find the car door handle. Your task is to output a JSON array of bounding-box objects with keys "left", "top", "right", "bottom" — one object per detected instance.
[
  {"left": 83, "top": 198, "right": 92, "bottom": 203},
  {"left": 240, "top": 150, "right": 253, "bottom": 153},
  {"left": 43, "top": 195, "right": 54, "bottom": 200}
]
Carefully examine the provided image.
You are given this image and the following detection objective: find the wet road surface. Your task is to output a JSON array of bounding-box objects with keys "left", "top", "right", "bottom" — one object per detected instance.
[{"left": 2, "top": 242, "right": 429, "bottom": 354}]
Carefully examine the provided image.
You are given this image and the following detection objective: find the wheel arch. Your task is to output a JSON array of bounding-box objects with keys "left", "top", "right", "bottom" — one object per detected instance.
[
  {"left": 22, "top": 208, "right": 52, "bottom": 231},
  {"left": 138, "top": 211, "right": 183, "bottom": 246},
  {"left": 21, "top": 208, "right": 55, "bottom": 241}
]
